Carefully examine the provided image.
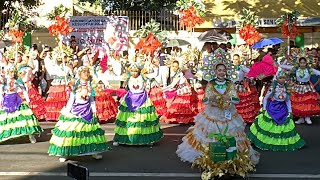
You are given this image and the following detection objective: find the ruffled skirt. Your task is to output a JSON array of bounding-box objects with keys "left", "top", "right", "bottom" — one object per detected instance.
[
  {"left": 176, "top": 105, "right": 259, "bottom": 164},
  {"left": 48, "top": 109, "right": 109, "bottom": 156},
  {"left": 113, "top": 96, "right": 163, "bottom": 145},
  {"left": 291, "top": 84, "right": 320, "bottom": 117},
  {"left": 95, "top": 91, "right": 118, "bottom": 123},
  {"left": 28, "top": 85, "right": 46, "bottom": 120},
  {"left": 0, "top": 102, "right": 43, "bottom": 142},
  {"left": 148, "top": 87, "right": 167, "bottom": 116},
  {"left": 247, "top": 110, "right": 305, "bottom": 151},
  {"left": 235, "top": 85, "right": 261, "bottom": 123},
  {"left": 160, "top": 92, "right": 195, "bottom": 124},
  {"left": 191, "top": 88, "right": 205, "bottom": 114},
  {"left": 45, "top": 84, "right": 69, "bottom": 121}
]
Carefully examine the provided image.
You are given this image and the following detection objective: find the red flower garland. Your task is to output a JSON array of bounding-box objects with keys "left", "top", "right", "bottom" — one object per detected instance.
[
  {"left": 239, "top": 24, "right": 261, "bottom": 46},
  {"left": 8, "top": 29, "right": 24, "bottom": 43},
  {"left": 179, "top": 6, "right": 204, "bottom": 28},
  {"left": 135, "top": 33, "right": 162, "bottom": 55},
  {"left": 48, "top": 16, "right": 73, "bottom": 36},
  {"left": 281, "top": 21, "right": 298, "bottom": 38}
]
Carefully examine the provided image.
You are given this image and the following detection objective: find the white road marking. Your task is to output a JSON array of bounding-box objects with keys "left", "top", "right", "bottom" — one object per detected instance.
[{"left": 0, "top": 172, "right": 320, "bottom": 178}]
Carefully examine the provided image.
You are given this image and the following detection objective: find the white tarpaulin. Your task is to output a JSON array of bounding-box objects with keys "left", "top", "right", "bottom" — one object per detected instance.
[{"left": 66, "top": 16, "right": 129, "bottom": 54}]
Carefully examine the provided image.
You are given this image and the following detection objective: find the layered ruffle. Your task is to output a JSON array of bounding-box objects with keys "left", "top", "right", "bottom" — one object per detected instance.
[
  {"left": 235, "top": 86, "right": 260, "bottom": 123},
  {"left": 191, "top": 88, "right": 205, "bottom": 114},
  {"left": 0, "top": 103, "right": 43, "bottom": 142},
  {"left": 113, "top": 96, "right": 163, "bottom": 145},
  {"left": 48, "top": 111, "right": 109, "bottom": 156},
  {"left": 95, "top": 91, "right": 118, "bottom": 123},
  {"left": 148, "top": 87, "right": 167, "bottom": 116},
  {"left": 28, "top": 85, "right": 46, "bottom": 120},
  {"left": 247, "top": 111, "right": 305, "bottom": 151},
  {"left": 45, "top": 85, "right": 69, "bottom": 121},
  {"left": 176, "top": 105, "right": 259, "bottom": 165},
  {"left": 290, "top": 92, "right": 320, "bottom": 117},
  {"left": 160, "top": 93, "right": 195, "bottom": 124}
]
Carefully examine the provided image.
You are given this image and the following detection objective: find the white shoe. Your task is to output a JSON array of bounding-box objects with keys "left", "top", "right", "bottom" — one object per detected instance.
[
  {"left": 92, "top": 154, "right": 103, "bottom": 160},
  {"left": 59, "top": 157, "right": 67, "bottom": 162},
  {"left": 295, "top": 118, "right": 305, "bottom": 124},
  {"left": 29, "top": 135, "right": 37, "bottom": 143},
  {"left": 305, "top": 117, "right": 312, "bottom": 124},
  {"left": 113, "top": 142, "right": 119, "bottom": 146}
]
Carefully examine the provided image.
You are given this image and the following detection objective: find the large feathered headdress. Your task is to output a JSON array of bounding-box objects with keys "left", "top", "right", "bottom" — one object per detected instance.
[{"left": 202, "top": 48, "right": 237, "bottom": 81}]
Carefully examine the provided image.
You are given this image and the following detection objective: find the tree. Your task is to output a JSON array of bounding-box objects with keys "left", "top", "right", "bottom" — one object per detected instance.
[
  {"left": 0, "top": 0, "right": 38, "bottom": 12},
  {"left": 77, "top": 0, "right": 176, "bottom": 11}
]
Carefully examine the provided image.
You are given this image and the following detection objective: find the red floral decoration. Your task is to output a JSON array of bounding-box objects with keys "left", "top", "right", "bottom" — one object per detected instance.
[
  {"left": 135, "top": 33, "right": 162, "bottom": 54},
  {"left": 281, "top": 21, "right": 298, "bottom": 38},
  {"left": 8, "top": 29, "right": 25, "bottom": 43},
  {"left": 48, "top": 16, "right": 73, "bottom": 36},
  {"left": 179, "top": 6, "right": 204, "bottom": 28},
  {"left": 239, "top": 24, "right": 261, "bottom": 46}
]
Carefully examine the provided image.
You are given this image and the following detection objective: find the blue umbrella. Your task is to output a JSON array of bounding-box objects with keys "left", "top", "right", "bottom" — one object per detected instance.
[
  {"left": 252, "top": 38, "right": 284, "bottom": 49},
  {"left": 268, "top": 38, "right": 284, "bottom": 44}
]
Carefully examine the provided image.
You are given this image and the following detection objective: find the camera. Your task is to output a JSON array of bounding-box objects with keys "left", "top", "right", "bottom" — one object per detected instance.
[{"left": 67, "top": 163, "right": 89, "bottom": 180}]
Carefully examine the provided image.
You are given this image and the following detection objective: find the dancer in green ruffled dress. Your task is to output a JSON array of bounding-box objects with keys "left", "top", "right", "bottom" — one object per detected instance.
[
  {"left": 0, "top": 66, "right": 42, "bottom": 143},
  {"left": 113, "top": 63, "right": 163, "bottom": 146},
  {"left": 247, "top": 68, "right": 305, "bottom": 151},
  {"left": 48, "top": 66, "right": 109, "bottom": 162}
]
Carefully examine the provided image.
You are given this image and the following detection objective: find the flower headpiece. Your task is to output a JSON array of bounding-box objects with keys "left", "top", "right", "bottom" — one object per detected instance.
[
  {"left": 3, "top": 44, "right": 25, "bottom": 61},
  {"left": 7, "top": 64, "right": 17, "bottom": 74},
  {"left": 292, "top": 51, "right": 314, "bottom": 66},
  {"left": 275, "top": 68, "right": 287, "bottom": 78},
  {"left": 277, "top": 47, "right": 314, "bottom": 66},
  {"left": 52, "top": 44, "right": 73, "bottom": 62},
  {"left": 129, "top": 62, "right": 142, "bottom": 72},
  {"left": 17, "top": 64, "right": 31, "bottom": 73},
  {"left": 202, "top": 48, "right": 237, "bottom": 81},
  {"left": 77, "top": 66, "right": 91, "bottom": 76},
  {"left": 181, "top": 47, "right": 201, "bottom": 68}
]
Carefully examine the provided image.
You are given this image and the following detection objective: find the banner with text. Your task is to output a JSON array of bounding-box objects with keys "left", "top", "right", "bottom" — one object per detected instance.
[
  {"left": 67, "top": 16, "right": 129, "bottom": 54},
  {"left": 213, "top": 17, "right": 320, "bottom": 28}
]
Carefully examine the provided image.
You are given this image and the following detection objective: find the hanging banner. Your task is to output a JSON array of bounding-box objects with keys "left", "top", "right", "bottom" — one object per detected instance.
[
  {"left": 213, "top": 17, "right": 320, "bottom": 28},
  {"left": 65, "top": 16, "right": 129, "bottom": 54}
]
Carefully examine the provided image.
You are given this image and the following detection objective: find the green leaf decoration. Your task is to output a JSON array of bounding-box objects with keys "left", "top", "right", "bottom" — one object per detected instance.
[
  {"left": 47, "top": 4, "right": 71, "bottom": 21},
  {"left": 238, "top": 8, "right": 259, "bottom": 28},
  {"left": 133, "top": 19, "right": 168, "bottom": 43},
  {"left": 276, "top": 10, "right": 300, "bottom": 26}
]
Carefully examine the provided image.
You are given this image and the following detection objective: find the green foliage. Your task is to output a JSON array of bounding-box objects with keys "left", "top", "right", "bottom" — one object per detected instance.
[
  {"left": 4, "top": 1, "right": 40, "bottom": 32},
  {"left": 104, "top": 0, "right": 176, "bottom": 11},
  {"left": 276, "top": 10, "right": 300, "bottom": 25},
  {"left": 238, "top": 8, "right": 259, "bottom": 27},
  {"left": 176, "top": 0, "right": 206, "bottom": 17},
  {"left": 47, "top": 4, "right": 71, "bottom": 20},
  {"left": 133, "top": 19, "right": 168, "bottom": 43}
]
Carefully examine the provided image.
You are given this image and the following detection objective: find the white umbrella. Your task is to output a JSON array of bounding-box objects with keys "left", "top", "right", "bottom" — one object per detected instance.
[{"left": 164, "top": 39, "right": 191, "bottom": 47}]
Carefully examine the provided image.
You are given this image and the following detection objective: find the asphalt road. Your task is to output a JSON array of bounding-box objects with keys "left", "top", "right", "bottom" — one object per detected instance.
[{"left": 0, "top": 118, "right": 319, "bottom": 180}]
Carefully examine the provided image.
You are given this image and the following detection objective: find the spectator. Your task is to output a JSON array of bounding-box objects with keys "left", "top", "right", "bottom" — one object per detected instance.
[
  {"left": 81, "top": 47, "right": 93, "bottom": 67},
  {"left": 70, "top": 40, "right": 79, "bottom": 55}
]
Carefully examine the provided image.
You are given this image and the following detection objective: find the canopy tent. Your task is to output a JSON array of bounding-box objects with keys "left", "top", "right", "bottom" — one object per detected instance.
[{"left": 198, "top": 0, "right": 320, "bottom": 30}]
